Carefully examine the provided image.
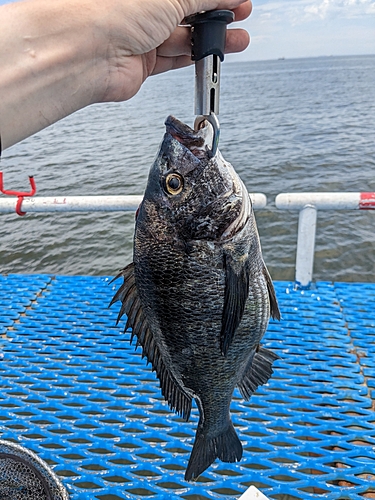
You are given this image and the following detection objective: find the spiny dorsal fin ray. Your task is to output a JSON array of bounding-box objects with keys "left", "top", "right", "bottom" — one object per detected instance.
[
  {"left": 109, "top": 263, "right": 136, "bottom": 308},
  {"left": 110, "top": 263, "right": 192, "bottom": 420},
  {"left": 115, "top": 281, "right": 137, "bottom": 324},
  {"left": 220, "top": 251, "right": 250, "bottom": 356},
  {"left": 238, "top": 346, "right": 279, "bottom": 400}
]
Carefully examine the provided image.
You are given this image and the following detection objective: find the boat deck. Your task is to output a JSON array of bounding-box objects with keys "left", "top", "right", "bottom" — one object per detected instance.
[{"left": 1, "top": 274, "right": 375, "bottom": 499}]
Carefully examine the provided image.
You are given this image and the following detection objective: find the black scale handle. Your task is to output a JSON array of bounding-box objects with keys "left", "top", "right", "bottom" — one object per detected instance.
[{"left": 186, "top": 10, "right": 234, "bottom": 61}]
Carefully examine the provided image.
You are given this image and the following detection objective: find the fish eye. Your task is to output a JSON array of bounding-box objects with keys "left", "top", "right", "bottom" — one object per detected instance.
[{"left": 164, "top": 173, "right": 184, "bottom": 196}]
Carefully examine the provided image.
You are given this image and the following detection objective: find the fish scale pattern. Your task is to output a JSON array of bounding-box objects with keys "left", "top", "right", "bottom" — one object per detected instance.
[{"left": 0, "top": 274, "right": 375, "bottom": 499}]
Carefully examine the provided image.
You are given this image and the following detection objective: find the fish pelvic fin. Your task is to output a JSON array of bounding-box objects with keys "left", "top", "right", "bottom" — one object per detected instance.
[
  {"left": 110, "top": 263, "right": 193, "bottom": 421},
  {"left": 185, "top": 420, "right": 242, "bottom": 481},
  {"left": 238, "top": 346, "right": 280, "bottom": 400}
]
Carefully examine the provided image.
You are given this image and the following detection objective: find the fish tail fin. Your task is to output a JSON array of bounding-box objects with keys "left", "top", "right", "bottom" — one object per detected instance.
[{"left": 185, "top": 421, "right": 242, "bottom": 481}]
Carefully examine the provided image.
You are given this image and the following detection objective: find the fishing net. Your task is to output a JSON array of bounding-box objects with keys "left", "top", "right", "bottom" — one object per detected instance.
[{"left": 0, "top": 440, "right": 69, "bottom": 500}]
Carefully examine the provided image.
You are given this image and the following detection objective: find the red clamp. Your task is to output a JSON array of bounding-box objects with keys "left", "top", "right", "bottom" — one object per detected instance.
[{"left": 0, "top": 171, "right": 37, "bottom": 216}]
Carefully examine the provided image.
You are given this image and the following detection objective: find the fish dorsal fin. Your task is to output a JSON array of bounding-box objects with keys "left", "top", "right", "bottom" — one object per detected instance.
[
  {"left": 220, "top": 252, "right": 250, "bottom": 356},
  {"left": 110, "top": 263, "right": 192, "bottom": 420},
  {"left": 263, "top": 265, "right": 281, "bottom": 321},
  {"left": 238, "top": 346, "right": 279, "bottom": 400}
]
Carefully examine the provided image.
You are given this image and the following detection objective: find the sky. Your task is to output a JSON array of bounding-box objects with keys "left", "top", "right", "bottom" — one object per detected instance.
[
  {"left": 1, "top": 0, "right": 374, "bottom": 61},
  {"left": 232, "top": 0, "right": 375, "bottom": 61}
]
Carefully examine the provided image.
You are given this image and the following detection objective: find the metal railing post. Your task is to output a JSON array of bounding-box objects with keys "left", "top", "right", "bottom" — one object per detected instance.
[
  {"left": 275, "top": 191, "right": 375, "bottom": 289},
  {"left": 295, "top": 204, "right": 317, "bottom": 289}
]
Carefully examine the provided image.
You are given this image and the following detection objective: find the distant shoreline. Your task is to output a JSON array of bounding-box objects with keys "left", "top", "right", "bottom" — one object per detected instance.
[{"left": 226, "top": 53, "right": 375, "bottom": 65}]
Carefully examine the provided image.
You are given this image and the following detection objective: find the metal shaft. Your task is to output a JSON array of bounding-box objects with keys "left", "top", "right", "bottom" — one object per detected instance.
[{"left": 194, "top": 54, "right": 221, "bottom": 117}]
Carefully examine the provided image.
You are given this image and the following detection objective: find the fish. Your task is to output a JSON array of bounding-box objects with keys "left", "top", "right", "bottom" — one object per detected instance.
[{"left": 110, "top": 115, "right": 280, "bottom": 481}]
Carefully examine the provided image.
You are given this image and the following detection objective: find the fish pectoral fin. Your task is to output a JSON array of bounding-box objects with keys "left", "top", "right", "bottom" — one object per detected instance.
[
  {"left": 263, "top": 264, "right": 281, "bottom": 321},
  {"left": 110, "top": 262, "right": 192, "bottom": 420},
  {"left": 238, "top": 346, "right": 280, "bottom": 400},
  {"left": 220, "top": 252, "right": 250, "bottom": 356}
]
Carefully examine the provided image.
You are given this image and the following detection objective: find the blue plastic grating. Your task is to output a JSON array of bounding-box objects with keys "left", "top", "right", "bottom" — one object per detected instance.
[{"left": 0, "top": 275, "right": 375, "bottom": 499}]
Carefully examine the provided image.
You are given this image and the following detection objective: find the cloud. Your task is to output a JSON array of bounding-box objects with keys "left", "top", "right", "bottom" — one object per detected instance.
[
  {"left": 303, "top": 0, "right": 375, "bottom": 20},
  {"left": 255, "top": 0, "right": 375, "bottom": 24}
]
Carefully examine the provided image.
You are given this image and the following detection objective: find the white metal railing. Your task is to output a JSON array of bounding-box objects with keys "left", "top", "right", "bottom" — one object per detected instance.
[
  {"left": 2, "top": 189, "right": 374, "bottom": 289},
  {"left": 0, "top": 195, "right": 143, "bottom": 213},
  {"left": 276, "top": 192, "right": 375, "bottom": 288},
  {"left": 0, "top": 193, "right": 267, "bottom": 213}
]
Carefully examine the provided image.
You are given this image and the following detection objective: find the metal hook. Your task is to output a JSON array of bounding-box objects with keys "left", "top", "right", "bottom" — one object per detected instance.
[
  {"left": 0, "top": 172, "right": 37, "bottom": 216},
  {"left": 194, "top": 113, "right": 220, "bottom": 157}
]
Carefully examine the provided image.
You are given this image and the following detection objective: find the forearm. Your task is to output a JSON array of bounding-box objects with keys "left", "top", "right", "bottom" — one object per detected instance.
[{"left": 0, "top": 0, "right": 106, "bottom": 150}]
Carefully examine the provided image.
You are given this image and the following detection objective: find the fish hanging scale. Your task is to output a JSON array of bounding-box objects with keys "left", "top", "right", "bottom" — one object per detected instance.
[{"left": 1, "top": 274, "right": 375, "bottom": 498}]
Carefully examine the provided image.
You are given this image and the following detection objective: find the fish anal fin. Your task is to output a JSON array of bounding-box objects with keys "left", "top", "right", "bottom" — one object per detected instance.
[
  {"left": 238, "top": 346, "right": 279, "bottom": 400},
  {"left": 110, "top": 263, "right": 192, "bottom": 420},
  {"left": 220, "top": 252, "right": 250, "bottom": 356}
]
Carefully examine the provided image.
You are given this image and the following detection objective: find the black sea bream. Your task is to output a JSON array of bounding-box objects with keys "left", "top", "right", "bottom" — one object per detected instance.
[{"left": 111, "top": 116, "right": 280, "bottom": 481}]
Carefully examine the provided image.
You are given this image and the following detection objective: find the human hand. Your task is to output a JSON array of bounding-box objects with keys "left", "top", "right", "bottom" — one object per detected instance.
[
  {"left": 0, "top": 0, "right": 251, "bottom": 149},
  {"left": 95, "top": 0, "right": 252, "bottom": 102}
]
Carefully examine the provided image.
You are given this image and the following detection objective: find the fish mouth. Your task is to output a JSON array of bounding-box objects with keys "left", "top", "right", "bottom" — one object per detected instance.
[{"left": 165, "top": 116, "right": 213, "bottom": 158}]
